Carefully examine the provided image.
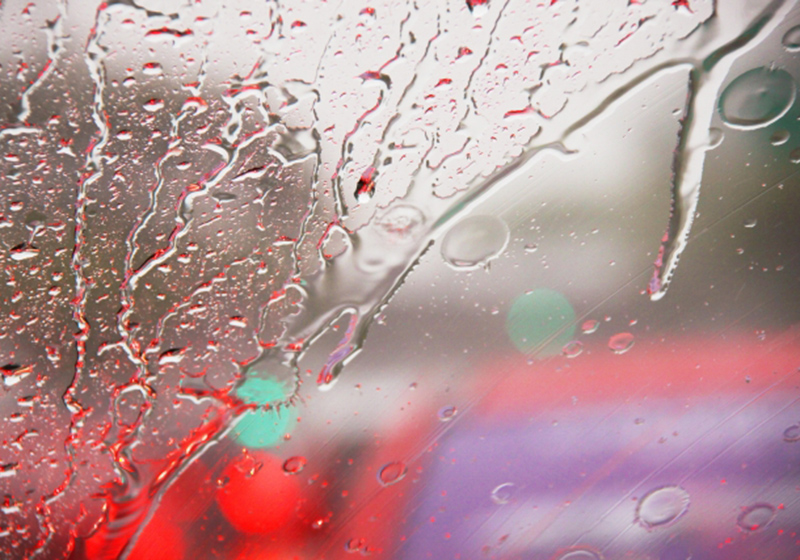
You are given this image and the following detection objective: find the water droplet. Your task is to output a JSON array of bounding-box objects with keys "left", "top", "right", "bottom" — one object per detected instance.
[
  {"left": 581, "top": 319, "right": 599, "bottom": 334},
  {"left": 24, "top": 210, "right": 47, "bottom": 231},
  {"left": 555, "top": 548, "right": 603, "bottom": 560},
  {"left": 790, "top": 147, "right": 800, "bottom": 164},
  {"left": 377, "top": 461, "right": 407, "bottom": 486},
  {"left": 561, "top": 340, "right": 583, "bottom": 358},
  {"left": 282, "top": 456, "right": 307, "bottom": 474},
  {"left": 490, "top": 482, "right": 516, "bottom": 505},
  {"left": 374, "top": 204, "right": 425, "bottom": 243},
  {"left": 608, "top": 332, "right": 635, "bottom": 354},
  {"left": 770, "top": 129, "right": 790, "bottom": 146},
  {"left": 719, "top": 67, "right": 796, "bottom": 130},
  {"left": 783, "top": 423, "right": 800, "bottom": 442},
  {"left": 636, "top": 485, "right": 690, "bottom": 529},
  {"left": 708, "top": 127, "right": 724, "bottom": 149},
  {"left": 437, "top": 405, "right": 457, "bottom": 422},
  {"left": 783, "top": 25, "right": 800, "bottom": 52},
  {"left": 737, "top": 503, "right": 776, "bottom": 531},
  {"left": 355, "top": 167, "right": 377, "bottom": 203},
  {"left": 743, "top": 217, "right": 757, "bottom": 229},
  {"left": 441, "top": 215, "right": 510, "bottom": 269},
  {"left": 466, "top": 0, "right": 489, "bottom": 16},
  {"left": 143, "top": 98, "right": 164, "bottom": 112},
  {"left": 523, "top": 243, "right": 538, "bottom": 253},
  {"left": 345, "top": 537, "right": 366, "bottom": 553},
  {"left": 212, "top": 192, "right": 237, "bottom": 203},
  {"left": 143, "top": 62, "right": 163, "bottom": 76},
  {"left": 10, "top": 244, "right": 39, "bottom": 261}
]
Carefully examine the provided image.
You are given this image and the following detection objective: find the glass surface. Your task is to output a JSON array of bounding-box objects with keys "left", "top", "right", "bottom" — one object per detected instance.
[{"left": 1, "top": 1, "right": 799, "bottom": 559}]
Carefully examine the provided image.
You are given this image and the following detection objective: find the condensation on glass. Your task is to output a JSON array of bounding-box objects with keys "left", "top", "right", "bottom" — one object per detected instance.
[{"left": 1, "top": 0, "right": 799, "bottom": 559}]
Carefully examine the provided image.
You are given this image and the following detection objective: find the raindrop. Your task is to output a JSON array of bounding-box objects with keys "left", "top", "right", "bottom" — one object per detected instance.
[
  {"left": 10, "top": 244, "right": 39, "bottom": 261},
  {"left": 374, "top": 204, "right": 425, "bottom": 243},
  {"left": 783, "top": 423, "right": 800, "bottom": 442},
  {"left": 770, "top": 129, "right": 790, "bottom": 146},
  {"left": 783, "top": 25, "right": 800, "bottom": 52},
  {"left": 1, "top": 364, "right": 32, "bottom": 389},
  {"left": 608, "top": 332, "right": 635, "bottom": 354},
  {"left": 437, "top": 405, "right": 457, "bottom": 422},
  {"left": 581, "top": 319, "right": 599, "bottom": 334},
  {"left": 24, "top": 210, "right": 47, "bottom": 232},
  {"left": 737, "top": 503, "right": 776, "bottom": 531},
  {"left": 490, "top": 482, "right": 516, "bottom": 505},
  {"left": 345, "top": 537, "right": 366, "bottom": 553},
  {"left": 143, "top": 98, "right": 164, "bottom": 112},
  {"left": 377, "top": 461, "right": 407, "bottom": 486},
  {"left": 743, "top": 218, "right": 757, "bottom": 229},
  {"left": 708, "top": 127, "right": 724, "bottom": 149},
  {"left": 561, "top": 340, "right": 583, "bottom": 358},
  {"left": 212, "top": 192, "right": 237, "bottom": 203},
  {"left": 143, "top": 62, "right": 163, "bottom": 76},
  {"left": 355, "top": 167, "right": 377, "bottom": 203},
  {"left": 718, "top": 67, "right": 796, "bottom": 130},
  {"left": 555, "top": 549, "right": 603, "bottom": 560},
  {"left": 282, "top": 456, "right": 307, "bottom": 474},
  {"left": 523, "top": 243, "right": 538, "bottom": 253},
  {"left": 441, "top": 215, "right": 510, "bottom": 269},
  {"left": 636, "top": 485, "right": 690, "bottom": 529},
  {"left": 790, "top": 147, "right": 800, "bottom": 164}
]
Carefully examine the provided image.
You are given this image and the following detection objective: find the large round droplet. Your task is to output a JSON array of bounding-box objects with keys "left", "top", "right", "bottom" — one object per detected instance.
[
  {"left": 375, "top": 204, "right": 426, "bottom": 243},
  {"left": 770, "top": 129, "right": 790, "bottom": 146},
  {"left": 378, "top": 461, "right": 407, "bottom": 486},
  {"left": 719, "top": 68, "right": 796, "bottom": 130},
  {"left": 437, "top": 405, "right": 458, "bottom": 422},
  {"left": 490, "top": 483, "right": 517, "bottom": 505},
  {"left": 783, "top": 25, "right": 800, "bottom": 52},
  {"left": 561, "top": 340, "right": 584, "bottom": 358},
  {"left": 636, "top": 486, "right": 690, "bottom": 529},
  {"left": 282, "top": 456, "right": 307, "bottom": 474},
  {"left": 506, "top": 289, "right": 576, "bottom": 356},
  {"left": 783, "top": 423, "right": 800, "bottom": 442},
  {"left": 737, "top": 503, "right": 776, "bottom": 531},
  {"left": 441, "top": 215, "right": 509, "bottom": 269},
  {"left": 555, "top": 548, "right": 603, "bottom": 560},
  {"left": 344, "top": 537, "right": 366, "bottom": 553},
  {"left": 581, "top": 319, "right": 599, "bottom": 334},
  {"left": 608, "top": 332, "right": 635, "bottom": 354}
]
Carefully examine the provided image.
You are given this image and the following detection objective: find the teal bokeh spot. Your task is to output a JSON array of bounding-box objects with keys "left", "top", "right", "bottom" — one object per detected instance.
[
  {"left": 505, "top": 289, "right": 576, "bottom": 356},
  {"left": 231, "top": 377, "right": 292, "bottom": 449}
]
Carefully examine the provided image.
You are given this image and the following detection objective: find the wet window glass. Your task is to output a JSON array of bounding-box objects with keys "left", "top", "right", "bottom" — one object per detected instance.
[{"left": 1, "top": 0, "right": 799, "bottom": 559}]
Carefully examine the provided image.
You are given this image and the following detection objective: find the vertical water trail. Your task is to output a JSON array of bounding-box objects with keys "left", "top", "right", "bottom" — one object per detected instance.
[
  {"left": 648, "top": 0, "right": 795, "bottom": 299},
  {"left": 61, "top": 0, "right": 112, "bottom": 514},
  {"left": 17, "top": 1, "right": 68, "bottom": 125}
]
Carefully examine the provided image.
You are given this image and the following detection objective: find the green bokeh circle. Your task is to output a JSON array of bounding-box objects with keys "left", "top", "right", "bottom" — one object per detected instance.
[
  {"left": 231, "top": 377, "right": 292, "bottom": 449},
  {"left": 505, "top": 289, "right": 576, "bottom": 356}
]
